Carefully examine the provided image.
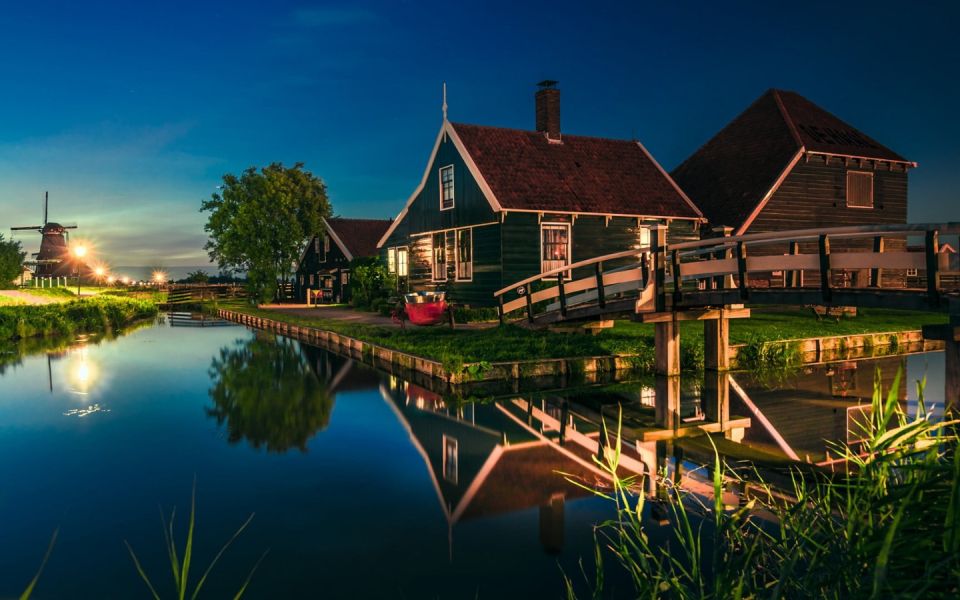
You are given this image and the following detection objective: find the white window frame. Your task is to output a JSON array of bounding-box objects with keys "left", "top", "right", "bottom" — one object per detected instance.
[
  {"left": 439, "top": 165, "right": 455, "bottom": 211},
  {"left": 540, "top": 222, "right": 572, "bottom": 278},
  {"left": 387, "top": 247, "right": 397, "bottom": 274},
  {"left": 442, "top": 434, "right": 458, "bottom": 484},
  {"left": 906, "top": 267, "right": 918, "bottom": 277},
  {"left": 396, "top": 247, "right": 409, "bottom": 277},
  {"left": 431, "top": 232, "right": 447, "bottom": 282},
  {"left": 455, "top": 228, "right": 473, "bottom": 282},
  {"left": 846, "top": 171, "right": 874, "bottom": 209}
]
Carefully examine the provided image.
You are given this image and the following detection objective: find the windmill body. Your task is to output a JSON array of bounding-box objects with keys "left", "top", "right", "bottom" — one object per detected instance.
[{"left": 11, "top": 192, "right": 82, "bottom": 277}]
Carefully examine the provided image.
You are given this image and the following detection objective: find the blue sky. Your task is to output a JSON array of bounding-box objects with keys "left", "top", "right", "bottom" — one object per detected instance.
[{"left": 2, "top": 0, "right": 958, "bottom": 267}]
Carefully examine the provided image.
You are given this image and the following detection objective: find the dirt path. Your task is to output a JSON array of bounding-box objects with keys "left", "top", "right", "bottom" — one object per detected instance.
[
  {"left": 0, "top": 290, "right": 64, "bottom": 305},
  {"left": 256, "top": 304, "right": 496, "bottom": 330}
]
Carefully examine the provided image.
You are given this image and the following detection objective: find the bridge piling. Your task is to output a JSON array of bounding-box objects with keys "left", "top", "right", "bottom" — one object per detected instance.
[
  {"left": 704, "top": 310, "right": 731, "bottom": 371},
  {"left": 654, "top": 316, "right": 680, "bottom": 376}
]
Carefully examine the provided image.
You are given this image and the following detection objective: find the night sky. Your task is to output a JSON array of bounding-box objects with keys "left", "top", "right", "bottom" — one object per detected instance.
[{"left": 2, "top": 0, "right": 958, "bottom": 267}]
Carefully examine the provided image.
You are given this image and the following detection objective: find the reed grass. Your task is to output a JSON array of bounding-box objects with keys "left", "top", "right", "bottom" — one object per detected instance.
[
  {"left": 565, "top": 368, "right": 960, "bottom": 599},
  {"left": 124, "top": 483, "right": 266, "bottom": 600}
]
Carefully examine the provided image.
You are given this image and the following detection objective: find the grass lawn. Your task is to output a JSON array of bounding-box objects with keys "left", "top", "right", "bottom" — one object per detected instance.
[{"left": 219, "top": 302, "right": 947, "bottom": 371}]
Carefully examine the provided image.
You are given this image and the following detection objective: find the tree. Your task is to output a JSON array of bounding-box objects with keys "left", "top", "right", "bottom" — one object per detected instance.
[
  {"left": 181, "top": 270, "right": 210, "bottom": 284},
  {"left": 206, "top": 334, "right": 334, "bottom": 453},
  {"left": 201, "top": 163, "right": 331, "bottom": 302},
  {"left": 0, "top": 234, "right": 27, "bottom": 289},
  {"left": 349, "top": 256, "right": 394, "bottom": 308}
]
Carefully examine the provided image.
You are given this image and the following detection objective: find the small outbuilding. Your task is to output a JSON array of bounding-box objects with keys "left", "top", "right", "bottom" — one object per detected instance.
[
  {"left": 296, "top": 217, "right": 392, "bottom": 303},
  {"left": 671, "top": 89, "right": 917, "bottom": 288}
]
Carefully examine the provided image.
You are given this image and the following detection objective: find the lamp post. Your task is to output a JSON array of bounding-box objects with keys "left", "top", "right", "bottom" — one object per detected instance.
[
  {"left": 94, "top": 267, "right": 105, "bottom": 291},
  {"left": 73, "top": 245, "right": 87, "bottom": 296}
]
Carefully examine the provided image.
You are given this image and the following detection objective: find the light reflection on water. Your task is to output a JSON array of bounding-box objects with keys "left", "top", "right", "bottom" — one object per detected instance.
[{"left": 0, "top": 318, "right": 950, "bottom": 598}]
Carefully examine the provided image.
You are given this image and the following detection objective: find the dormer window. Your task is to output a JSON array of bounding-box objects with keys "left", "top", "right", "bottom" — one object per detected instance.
[
  {"left": 440, "top": 165, "right": 455, "bottom": 210},
  {"left": 846, "top": 171, "right": 874, "bottom": 208}
]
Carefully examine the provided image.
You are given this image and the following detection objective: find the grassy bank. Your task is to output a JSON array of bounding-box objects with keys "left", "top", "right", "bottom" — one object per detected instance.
[
  {"left": 0, "top": 296, "right": 158, "bottom": 342},
  {"left": 218, "top": 302, "right": 946, "bottom": 374}
]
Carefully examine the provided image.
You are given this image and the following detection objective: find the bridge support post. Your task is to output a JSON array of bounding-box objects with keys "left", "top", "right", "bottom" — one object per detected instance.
[
  {"left": 654, "top": 316, "right": 680, "bottom": 376},
  {"left": 946, "top": 337, "right": 959, "bottom": 417},
  {"left": 703, "top": 371, "right": 733, "bottom": 437},
  {"left": 704, "top": 311, "right": 730, "bottom": 371},
  {"left": 654, "top": 375, "right": 681, "bottom": 430}
]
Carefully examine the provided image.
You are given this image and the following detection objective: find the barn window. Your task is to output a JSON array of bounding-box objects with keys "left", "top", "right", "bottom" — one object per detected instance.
[
  {"left": 906, "top": 268, "right": 918, "bottom": 277},
  {"left": 341, "top": 271, "right": 349, "bottom": 285},
  {"left": 396, "top": 247, "right": 408, "bottom": 277},
  {"left": 541, "top": 223, "right": 571, "bottom": 277},
  {"left": 846, "top": 171, "right": 874, "bottom": 208},
  {"left": 456, "top": 228, "right": 473, "bottom": 281},
  {"left": 440, "top": 165, "right": 455, "bottom": 210},
  {"left": 387, "top": 248, "right": 397, "bottom": 273},
  {"left": 432, "top": 233, "right": 447, "bottom": 281}
]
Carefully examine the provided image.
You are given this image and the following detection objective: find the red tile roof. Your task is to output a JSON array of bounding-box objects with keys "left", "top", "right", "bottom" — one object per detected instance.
[
  {"left": 671, "top": 89, "right": 913, "bottom": 231},
  {"left": 326, "top": 217, "right": 392, "bottom": 259},
  {"left": 451, "top": 122, "right": 702, "bottom": 219}
]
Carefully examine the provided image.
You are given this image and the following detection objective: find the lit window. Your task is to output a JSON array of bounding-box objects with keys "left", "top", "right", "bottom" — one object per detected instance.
[
  {"left": 442, "top": 435, "right": 458, "bottom": 484},
  {"left": 397, "top": 247, "right": 408, "bottom": 277},
  {"left": 309, "top": 274, "right": 314, "bottom": 286},
  {"left": 387, "top": 248, "right": 397, "bottom": 273},
  {"left": 846, "top": 171, "right": 874, "bottom": 208},
  {"left": 456, "top": 228, "right": 473, "bottom": 281},
  {"left": 324, "top": 235, "right": 331, "bottom": 254},
  {"left": 432, "top": 233, "right": 447, "bottom": 281},
  {"left": 440, "top": 165, "right": 455, "bottom": 210},
  {"left": 541, "top": 223, "right": 571, "bottom": 276},
  {"left": 341, "top": 271, "right": 349, "bottom": 285},
  {"left": 906, "top": 268, "right": 918, "bottom": 277}
]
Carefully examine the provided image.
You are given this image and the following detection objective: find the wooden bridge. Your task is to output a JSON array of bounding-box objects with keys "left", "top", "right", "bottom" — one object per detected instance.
[{"left": 495, "top": 223, "right": 960, "bottom": 402}]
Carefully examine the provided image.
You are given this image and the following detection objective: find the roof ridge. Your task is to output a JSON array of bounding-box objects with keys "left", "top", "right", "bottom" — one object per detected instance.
[
  {"left": 771, "top": 89, "right": 805, "bottom": 151},
  {"left": 450, "top": 121, "right": 641, "bottom": 145}
]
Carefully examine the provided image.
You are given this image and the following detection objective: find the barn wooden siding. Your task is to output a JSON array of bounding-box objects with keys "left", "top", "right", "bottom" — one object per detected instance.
[{"left": 744, "top": 154, "right": 909, "bottom": 289}]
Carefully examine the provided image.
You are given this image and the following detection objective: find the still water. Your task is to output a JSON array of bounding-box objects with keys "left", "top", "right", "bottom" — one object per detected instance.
[{"left": 0, "top": 318, "right": 947, "bottom": 598}]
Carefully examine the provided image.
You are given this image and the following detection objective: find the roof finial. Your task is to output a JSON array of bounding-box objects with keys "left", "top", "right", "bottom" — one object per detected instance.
[{"left": 442, "top": 81, "right": 448, "bottom": 122}]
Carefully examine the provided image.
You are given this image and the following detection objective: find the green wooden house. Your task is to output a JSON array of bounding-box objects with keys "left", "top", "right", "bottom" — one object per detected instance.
[
  {"left": 377, "top": 82, "right": 704, "bottom": 307},
  {"left": 296, "top": 217, "right": 392, "bottom": 303}
]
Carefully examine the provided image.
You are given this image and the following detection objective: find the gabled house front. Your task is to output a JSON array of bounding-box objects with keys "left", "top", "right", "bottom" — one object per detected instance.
[
  {"left": 377, "top": 82, "right": 705, "bottom": 307},
  {"left": 296, "top": 217, "right": 392, "bottom": 303},
  {"left": 671, "top": 89, "right": 917, "bottom": 288}
]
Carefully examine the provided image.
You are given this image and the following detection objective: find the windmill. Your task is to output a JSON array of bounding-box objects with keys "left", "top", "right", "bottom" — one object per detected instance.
[{"left": 11, "top": 191, "right": 81, "bottom": 277}]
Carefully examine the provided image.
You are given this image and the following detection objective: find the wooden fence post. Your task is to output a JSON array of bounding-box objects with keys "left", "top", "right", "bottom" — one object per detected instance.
[
  {"left": 787, "top": 241, "right": 800, "bottom": 288},
  {"left": 557, "top": 273, "right": 567, "bottom": 317},
  {"left": 736, "top": 241, "right": 749, "bottom": 301},
  {"left": 653, "top": 225, "right": 667, "bottom": 312},
  {"left": 594, "top": 262, "right": 606, "bottom": 309},
  {"left": 671, "top": 249, "right": 683, "bottom": 306},
  {"left": 870, "top": 236, "right": 884, "bottom": 288},
  {"left": 926, "top": 229, "right": 941, "bottom": 306},
  {"left": 819, "top": 234, "right": 832, "bottom": 303}
]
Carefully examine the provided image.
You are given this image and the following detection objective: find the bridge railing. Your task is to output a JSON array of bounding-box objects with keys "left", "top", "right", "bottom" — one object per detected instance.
[
  {"left": 493, "top": 247, "right": 654, "bottom": 324},
  {"left": 670, "top": 223, "right": 960, "bottom": 308}
]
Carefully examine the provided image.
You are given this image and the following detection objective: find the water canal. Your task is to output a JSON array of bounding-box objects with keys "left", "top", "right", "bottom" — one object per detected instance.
[{"left": 0, "top": 317, "right": 948, "bottom": 598}]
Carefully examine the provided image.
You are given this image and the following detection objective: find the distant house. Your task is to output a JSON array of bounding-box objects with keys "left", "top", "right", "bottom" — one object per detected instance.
[
  {"left": 296, "top": 217, "right": 392, "bottom": 303},
  {"left": 671, "top": 89, "right": 916, "bottom": 287},
  {"left": 377, "top": 82, "right": 704, "bottom": 306}
]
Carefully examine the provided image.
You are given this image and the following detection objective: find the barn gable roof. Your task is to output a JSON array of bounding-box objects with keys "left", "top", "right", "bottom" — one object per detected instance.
[{"left": 671, "top": 89, "right": 915, "bottom": 234}]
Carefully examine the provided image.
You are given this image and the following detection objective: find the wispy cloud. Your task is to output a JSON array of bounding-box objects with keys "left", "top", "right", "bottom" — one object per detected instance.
[{"left": 1, "top": 122, "right": 222, "bottom": 267}]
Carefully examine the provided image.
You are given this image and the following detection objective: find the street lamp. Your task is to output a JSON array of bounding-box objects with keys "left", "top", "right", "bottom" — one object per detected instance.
[
  {"left": 94, "top": 266, "right": 105, "bottom": 290},
  {"left": 73, "top": 245, "right": 87, "bottom": 296}
]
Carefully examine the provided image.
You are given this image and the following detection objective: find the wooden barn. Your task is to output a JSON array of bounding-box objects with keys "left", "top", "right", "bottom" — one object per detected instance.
[
  {"left": 296, "top": 217, "right": 392, "bottom": 303},
  {"left": 671, "top": 89, "right": 917, "bottom": 288},
  {"left": 377, "top": 82, "right": 704, "bottom": 307}
]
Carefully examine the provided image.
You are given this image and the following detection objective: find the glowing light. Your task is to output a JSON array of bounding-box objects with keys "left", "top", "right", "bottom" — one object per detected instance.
[
  {"left": 121, "top": 276, "right": 130, "bottom": 285},
  {"left": 73, "top": 245, "right": 88, "bottom": 258},
  {"left": 67, "top": 349, "right": 99, "bottom": 395},
  {"left": 152, "top": 271, "right": 167, "bottom": 284},
  {"left": 106, "top": 276, "right": 116, "bottom": 284},
  {"left": 94, "top": 266, "right": 105, "bottom": 277}
]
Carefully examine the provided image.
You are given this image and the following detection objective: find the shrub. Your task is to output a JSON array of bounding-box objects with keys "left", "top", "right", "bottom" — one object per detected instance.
[{"left": 0, "top": 297, "right": 158, "bottom": 342}]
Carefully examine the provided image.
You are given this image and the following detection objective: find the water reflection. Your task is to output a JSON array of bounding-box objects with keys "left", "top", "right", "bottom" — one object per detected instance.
[{"left": 206, "top": 333, "right": 339, "bottom": 452}]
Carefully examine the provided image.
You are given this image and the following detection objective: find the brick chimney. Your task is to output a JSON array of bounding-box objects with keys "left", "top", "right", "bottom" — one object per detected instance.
[{"left": 535, "top": 80, "right": 561, "bottom": 142}]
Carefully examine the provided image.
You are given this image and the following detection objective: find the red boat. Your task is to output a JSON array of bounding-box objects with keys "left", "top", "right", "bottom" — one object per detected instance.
[{"left": 402, "top": 292, "right": 449, "bottom": 326}]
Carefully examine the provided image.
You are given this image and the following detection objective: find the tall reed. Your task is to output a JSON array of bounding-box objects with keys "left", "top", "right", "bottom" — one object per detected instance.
[{"left": 566, "top": 368, "right": 960, "bottom": 599}]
